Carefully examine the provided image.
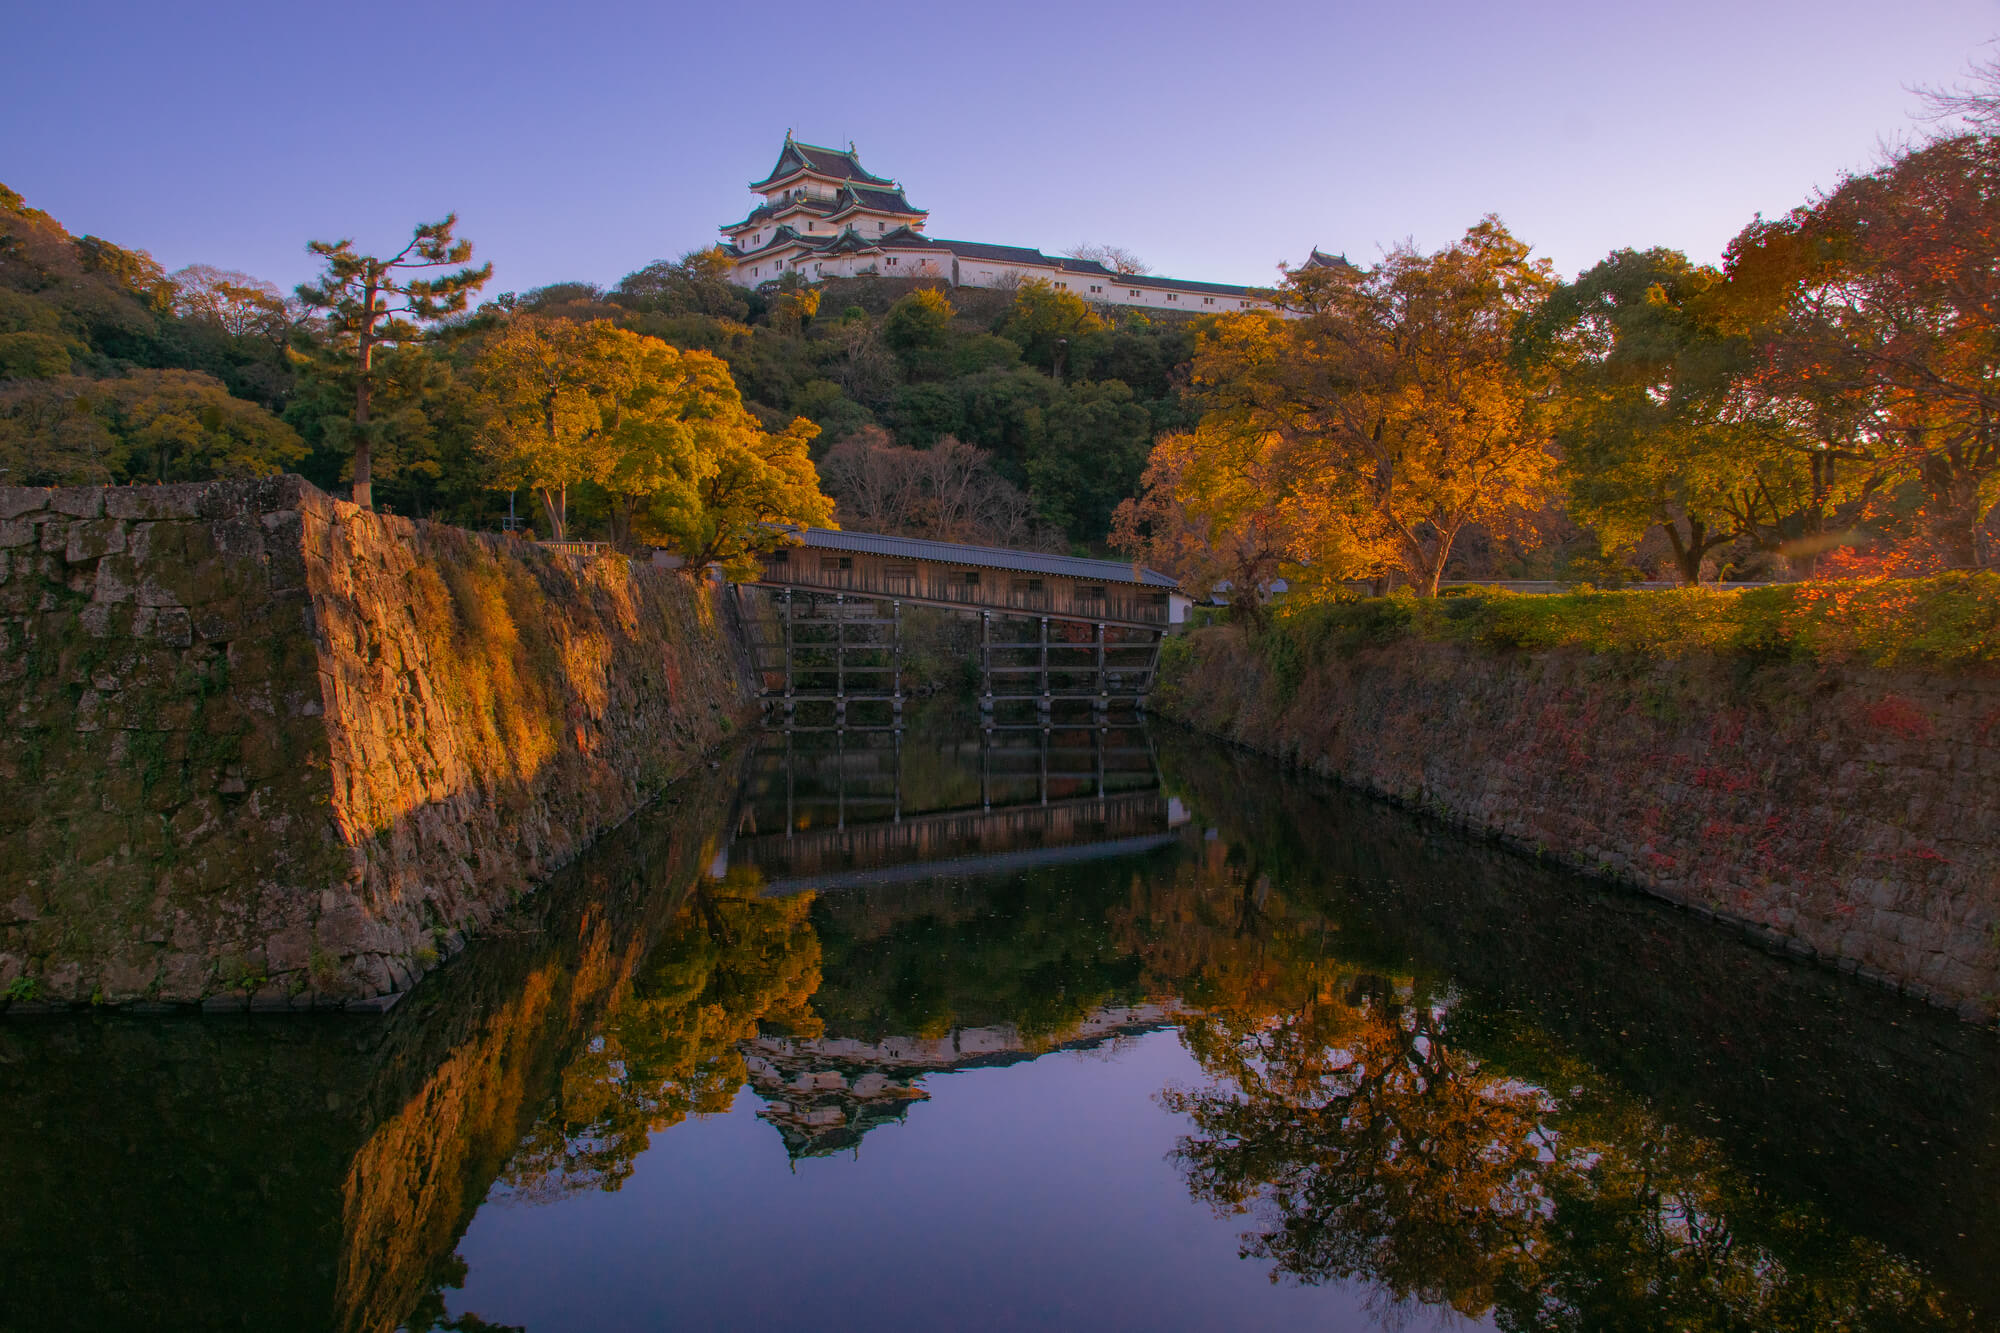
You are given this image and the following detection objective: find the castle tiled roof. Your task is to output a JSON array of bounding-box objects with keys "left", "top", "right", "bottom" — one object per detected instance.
[
  {"left": 843, "top": 185, "right": 922, "bottom": 215},
  {"left": 947, "top": 242, "right": 1267, "bottom": 298},
  {"left": 818, "top": 228, "right": 883, "bottom": 256},
  {"left": 1299, "top": 247, "right": 1358, "bottom": 272},
  {"left": 725, "top": 184, "right": 925, "bottom": 235},
  {"left": 751, "top": 137, "right": 896, "bottom": 190}
]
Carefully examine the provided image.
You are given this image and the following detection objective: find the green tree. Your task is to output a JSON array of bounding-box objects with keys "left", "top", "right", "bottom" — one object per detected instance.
[
  {"left": 470, "top": 316, "right": 704, "bottom": 541},
  {"left": 1000, "top": 278, "right": 1103, "bottom": 376},
  {"left": 0, "top": 370, "right": 303, "bottom": 485},
  {"left": 1526, "top": 250, "right": 1760, "bottom": 584},
  {"left": 631, "top": 393, "right": 831, "bottom": 576},
  {"left": 294, "top": 215, "right": 491, "bottom": 510},
  {"left": 612, "top": 247, "right": 752, "bottom": 321},
  {"left": 1028, "top": 379, "right": 1154, "bottom": 542},
  {"left": 882, "top": 287, "right": 955, "bottom": 379}
]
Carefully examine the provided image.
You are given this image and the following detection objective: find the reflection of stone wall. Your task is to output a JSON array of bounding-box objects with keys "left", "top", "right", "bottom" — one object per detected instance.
[
  {"left": 0, "top": 749, "right": 745, "bottom": 1333},
  {"left": 1158, "top": 628, "right": 2000, "bottom": 1021},
  {"left": 0, "top": 478, "right": 754, "bottom": 1009}
]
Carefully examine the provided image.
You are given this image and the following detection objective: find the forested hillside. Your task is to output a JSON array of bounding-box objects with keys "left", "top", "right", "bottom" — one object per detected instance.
[{"left": 0, "top": 186, "right": 1180, "bottom": 552}]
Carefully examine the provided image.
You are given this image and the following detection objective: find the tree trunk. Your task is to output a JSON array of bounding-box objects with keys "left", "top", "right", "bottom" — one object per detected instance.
[
  {"left": 352, "top": 364, "right": 373, "bottom": 511},
  {"left": 352, "top": 297, "right": 376, "bottom": 511},
  {"left": 1664, "top": 519, "right": 1707, "bottom": 586},
  {"left": 540, "top": 486, "right": 565, "bottom": 542}
]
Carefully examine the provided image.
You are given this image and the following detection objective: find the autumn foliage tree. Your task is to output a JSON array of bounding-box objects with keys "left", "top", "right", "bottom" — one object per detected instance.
[
  {"left": 1122, "top": 219, "right": 1557, "bottom": 599},
  {"left": 1112, "top": 425, "right": 1310, "bottom": 618},
  {"left": 1723, "top": 133, "right": 2000, "bottom": 569}
]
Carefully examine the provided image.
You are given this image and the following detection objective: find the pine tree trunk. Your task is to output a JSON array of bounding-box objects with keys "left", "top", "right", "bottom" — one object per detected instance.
[{"left": 352, "top": 314, "right": 375, "bottom": 511}]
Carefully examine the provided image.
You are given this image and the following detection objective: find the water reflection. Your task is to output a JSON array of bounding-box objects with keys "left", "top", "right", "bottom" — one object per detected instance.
[{"left": 1, "top": 707, "right": 1996, "bottom": 1332}]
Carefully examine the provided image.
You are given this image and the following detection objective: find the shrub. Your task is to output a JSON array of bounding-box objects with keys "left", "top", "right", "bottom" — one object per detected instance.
[{"left": 1259, "top": 574, "right": 2000, "bottom": 671}]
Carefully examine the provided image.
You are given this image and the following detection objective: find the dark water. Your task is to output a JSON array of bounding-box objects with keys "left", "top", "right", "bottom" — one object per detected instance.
[{"left": 4, "top": 705, "right": 1999, "bottom": 1332}]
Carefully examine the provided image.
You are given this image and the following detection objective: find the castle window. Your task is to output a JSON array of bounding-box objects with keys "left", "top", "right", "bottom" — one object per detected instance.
[
  {"left": 1090, "top": 285, "right": 1102, "bottom": 293},
  {"left": 962, "top": 571, "right": 981, "bottom": 586},
  {"left": 887, "top": 256, "right": 898, "bottom": 266},
  {"left": 1129, "top": 290, "right": 1140, "bottom": 297},
  {"left": 1167, "top": 293, "right": 1177, "bottom": 301},
  {"left": 1203, "top": 296, "right": 1214, "bottom": 305},
  {"left": 820, "top": 556, "right": 853, "bottom": 572}
]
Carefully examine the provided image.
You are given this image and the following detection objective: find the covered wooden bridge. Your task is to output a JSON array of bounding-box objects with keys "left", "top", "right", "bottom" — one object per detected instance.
[{"left": 743, "top": 528, "right": 1191, "bottom": 723}]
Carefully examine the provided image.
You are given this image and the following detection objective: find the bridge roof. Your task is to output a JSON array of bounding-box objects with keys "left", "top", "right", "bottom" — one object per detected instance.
[{"left": 790, "top": 527, "right": 1180, "bottom": 588}]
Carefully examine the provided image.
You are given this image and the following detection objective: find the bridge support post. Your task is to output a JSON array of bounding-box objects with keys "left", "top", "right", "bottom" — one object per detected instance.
[
  {"left": 834, "top": 594, "right": 845, "bottom": 707},
  {"left": 1093, "top": 621, "right": 1107, "bottom": 723},
  {"left": 1038, "top": 616, "right": 1050, "bottom": 722},
  {"left": 979, "top": 612, "right": 993, "bottom": 725},
  {"left": 782, "top": 589, "right": 795, "bottom": 706},
  {"left": 891, "top": 599, "right": 903, "bottom": 729}
]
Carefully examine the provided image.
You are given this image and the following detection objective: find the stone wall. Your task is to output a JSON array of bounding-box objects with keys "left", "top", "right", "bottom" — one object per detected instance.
[
  {"left": 0, "top": 477, "right": 755, "bottom": 1010},
  {"left": 1155, "top": 626, "right": 2000, "bottom": 1022}
]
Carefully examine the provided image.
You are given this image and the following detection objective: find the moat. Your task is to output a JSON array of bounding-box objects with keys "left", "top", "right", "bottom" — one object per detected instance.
[{"left": 3, "top": 704, "right": 1996, "bottom": 1332}]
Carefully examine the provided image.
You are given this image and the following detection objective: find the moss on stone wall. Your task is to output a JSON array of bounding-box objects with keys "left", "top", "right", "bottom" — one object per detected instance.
[{"left": 0, "top": 478, "right": 755, "bottom": 1012}]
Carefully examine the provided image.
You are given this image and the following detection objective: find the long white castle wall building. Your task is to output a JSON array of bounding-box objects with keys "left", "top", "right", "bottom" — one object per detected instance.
[{"left": 720, "top": 136, "right": 1305, "bottom": 314}]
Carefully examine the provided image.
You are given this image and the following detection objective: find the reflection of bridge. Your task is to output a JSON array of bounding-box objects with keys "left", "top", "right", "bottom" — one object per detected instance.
[
  {"left": 730, "top": 724, "right": 1185, "bottom": 894},
  {"left": 741, "top": 528, "right": 1191, "bottom": 724},
  {"left": 739, "top": 791, "right": 1182, "bottom": 894}
]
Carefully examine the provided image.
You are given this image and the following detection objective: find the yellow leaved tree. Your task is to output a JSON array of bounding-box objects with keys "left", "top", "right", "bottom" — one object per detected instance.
[
  {"left": 1133, "top": 218, "right": 1557, "bottom": 601},
  {"left": 471, "top": 315, "right": 831, "bottom": 568}
]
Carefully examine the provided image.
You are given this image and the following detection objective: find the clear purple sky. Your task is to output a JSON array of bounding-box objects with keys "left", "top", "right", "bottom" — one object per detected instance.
[{"left": 6, "top": 0, "right": 1995, "bottom": 296}]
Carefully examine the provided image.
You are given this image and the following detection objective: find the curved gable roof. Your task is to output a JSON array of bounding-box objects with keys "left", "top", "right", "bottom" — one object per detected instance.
[{"left": 752, "top": 139, "right": 896, "bottom": 190}]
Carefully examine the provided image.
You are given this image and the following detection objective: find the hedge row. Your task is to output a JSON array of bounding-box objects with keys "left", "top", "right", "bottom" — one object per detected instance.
[{"left": 1256, "top": 574, "right": 2000, "bottom": 671}]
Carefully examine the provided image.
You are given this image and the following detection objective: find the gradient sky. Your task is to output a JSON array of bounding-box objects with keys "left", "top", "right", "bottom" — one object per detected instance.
[{"left": 6, "top": 0, "right": 1996, "bottom": 297}]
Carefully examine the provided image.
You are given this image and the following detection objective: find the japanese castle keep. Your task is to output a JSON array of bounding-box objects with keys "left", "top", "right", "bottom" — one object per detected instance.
[{"left": 720, "top": 135, "right": 1280, "bottom": 313}]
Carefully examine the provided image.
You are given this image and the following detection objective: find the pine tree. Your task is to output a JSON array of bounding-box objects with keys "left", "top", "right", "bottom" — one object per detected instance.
[{"left": 294, "top": 216, "right": 490, "bottom": 509}]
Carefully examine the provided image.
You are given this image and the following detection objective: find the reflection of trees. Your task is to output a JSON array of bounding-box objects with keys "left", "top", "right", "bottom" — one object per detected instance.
[
  {"left": 499, "top": 865, "right": 822, "bottom": 1199},
  {"left": 1167, "top": 980, "right": 1549, "bottom": 1318},
  {"left": 1166, "top": 978, "right": 1975, "bottom": 1330},
  {"left": 808, "top": 868, "right": 1149, "bottom": 1049}
]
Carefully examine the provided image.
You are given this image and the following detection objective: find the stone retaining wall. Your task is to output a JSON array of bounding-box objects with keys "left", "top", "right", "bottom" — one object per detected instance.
[
  {"left": 1155, "top": 626, "right": 2000, "bottom": 1022},
  {"left": 0, "top": 477, "right": 755, "bottom": 1010}
]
